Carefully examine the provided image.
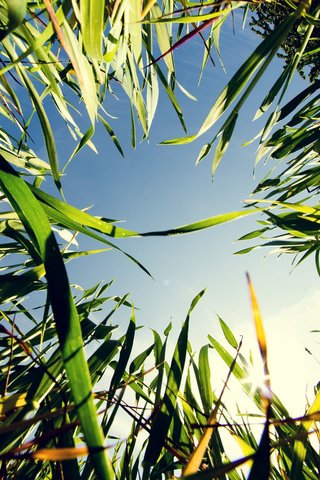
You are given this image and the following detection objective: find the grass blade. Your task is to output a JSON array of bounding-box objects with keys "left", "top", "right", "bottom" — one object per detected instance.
[
  {"left": 0, "top": 157, "right": 113, "bottom": 480},
  {"left": 290, "top": 390, "right": 320, "bottom": 479},
  {"left": 143, "top": 290, "right": 205, "bottom": 470},
  {"left": 80, "top": 0, "right": 105, "bottom": 60},
  {"left": 247, "top": 422, "right": 270, "bottom": 480},
  {"left": 141, "top": 209, "right": 257, "bottom": 236},
  {"left": 161, "top": 2, "right": 310, "bottom": 146},
  {"left": 183, "top": 338, "right": 242, "bottom": 476}
]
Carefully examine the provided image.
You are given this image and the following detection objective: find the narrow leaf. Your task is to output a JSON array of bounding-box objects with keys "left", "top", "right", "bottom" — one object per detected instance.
[
  {"left": 143, "top": 290, "right": 205, "bottom": 467},
  {"left": 0, "top": 158, "right": 113, "bottom": 480}
]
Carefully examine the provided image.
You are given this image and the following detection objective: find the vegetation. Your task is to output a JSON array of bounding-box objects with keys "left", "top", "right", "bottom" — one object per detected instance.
[
  {"left": 249, "top": 0, "right": 320, "bottom": 82},
  {"left": 0, "top": 0, "right": 319, "bottom": 479}
]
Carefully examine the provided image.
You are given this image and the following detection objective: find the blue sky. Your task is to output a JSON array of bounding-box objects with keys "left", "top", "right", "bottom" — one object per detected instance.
[{"left": 37, "top": 12, "right": 320, "bottom": 414}]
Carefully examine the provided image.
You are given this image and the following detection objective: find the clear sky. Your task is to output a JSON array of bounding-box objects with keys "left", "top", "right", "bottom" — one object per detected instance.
[{"left": 36, "top": 12, "right": 319, "bottom": 416}]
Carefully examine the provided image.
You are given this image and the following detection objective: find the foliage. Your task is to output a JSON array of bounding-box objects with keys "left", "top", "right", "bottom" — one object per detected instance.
[
  {"left": 0, "top": 0, "right": 319, "bottom": 479},
  {"left": 249, "top": 0, "right": 320, "bottom": 83},
  {"left": 2, "top": 282, "right": 320, "bottom": 479}
]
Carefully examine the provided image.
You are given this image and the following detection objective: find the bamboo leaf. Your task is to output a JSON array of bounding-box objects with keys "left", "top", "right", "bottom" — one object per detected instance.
[
  {"left": 161, "top": 4, "right": 309, "bottom": 146},
  {"left": 80, "top": 0, "right": 105, "bottom": 60},
  {"left": 65, "top": 125, "right": 95, "bottom": 170},
  {"left": 184, "top": 337, "right": 242, "bottom": 476},
  {"left": 290, "top": 390, "right": 320, "bottom": 479},
  {"left": 1, "top": 39, "right": 61, "bottom": 190},
  {"left": 98, "top": 114, "right": 124, "bottom": 157},
  {"left": 246, "top": 274, "right": 267, "bottom": 364},
  {"left": 211, "top": 112, "right": 238, "bottom": 176},
  {"left": 108, "top": 307, "right": 136, "bottom": 404},
  {"left": 218, "top": 316, "right": 238, "bottom": 348},
  {"left": 0, "top": 0, "right": 27, "bottom": 40},
  {"left": 198, "top": 345, "right": 213, "bottom": 414},
  {"left": 151, "top": 4, "right": 174, "bottom": 73},
  {"left": 143, "top": 290, "right": 205, "bottom": 468},
  {"left": 181, "top": 454, "right": 255, "bottom": 479},
  {"left": 0, "top": 392, "right": 38, "bottom": 416},
  {"left": 125, "top": 0, "right": 142, "bottom": 67},
  {"left": 247, "top": 423, "right": 270, "bottom": 480},
  {"left": 141, "top": 209, "right": 257, "bottom": 236},
  {"left": 29, "top": 184, "right": 139, "bottom": 238},
  {"left": 61, "top": 20, "right": 99, "bottom": 123},
  {"left": 0, "top": 157, "right": 113, "bottom": 480},
  {"left": 148, "top": 7, "right": 235, "bottom": 25}
]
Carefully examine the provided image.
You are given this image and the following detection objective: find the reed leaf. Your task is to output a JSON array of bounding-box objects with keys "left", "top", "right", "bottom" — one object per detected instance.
[
  {"left": 143, "top": 290, "right": 205, "bottom": 470},
  {"left": 80, "top": 0, "right": 105, "bottom": 60},
  {"left": 0, "top": 157, "right": 113, "bottom": 480}
]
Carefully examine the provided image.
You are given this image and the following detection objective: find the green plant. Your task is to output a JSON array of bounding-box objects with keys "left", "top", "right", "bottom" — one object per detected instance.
[{"left": 0, "top": 1, "right": 319, "bottom": 479}]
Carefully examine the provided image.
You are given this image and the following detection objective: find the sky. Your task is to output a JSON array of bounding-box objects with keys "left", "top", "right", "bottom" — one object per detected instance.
[{"left": 36, "top": 11, "right": 320, "bottom": 418}]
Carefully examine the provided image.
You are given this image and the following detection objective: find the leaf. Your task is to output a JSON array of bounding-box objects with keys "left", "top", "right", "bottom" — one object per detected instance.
[
  {"left": 211, "top": 112, "right": 238, "bottom": 176},
  {"left": 181, "top": 454, "right": 255, "bottom": 479},
  {"left": 0, "top": 264, "right": 46, "bottom": 303},
  {"left": 143, "top": 290, "right": 205, "bottom": 468},
  {"left": 183, "top": 337, "right": 243, "bottom": 476},
  {"left": 278, "top": 79, "right": 320, "bottom": 121},
  {"left": 218, "top": 316, "right": 238, "bottom": 348},
  {"left": 246, "top": 274, "right": 267, "bottom": 364},
  {"left": 195, "top": 143, "right": 212, "bottom": 166},
  {"left": 208, "top": 336, "right": 246, "bottom": 382},
  {"left": 29, "top": 184, "right": 139, "bottom": 238},
  {"left": 64, "top": 125, "right": 96, "bottom": 170},
  {"left": 125, "top": 0, "right": 142, "bottom": 67},
  {"left": 129, "top": 343, "right": 154, "bottom": 374},
  {"left": 61, "top": 20, "right": 99, "bottom": 123},
  {"left": 247, "top": 422, "right": 270, "bottom": 480},
  {"left": 0, "top": 157, "right": 114, "bottom": 480},
  {"left": 146, "top": 6, "right": 235, "bottom": 25},
  {"left": 254, "top": 66, "right": 291, "bottom": 120},
  {"left": 98, "top": 114, "right": 124, "bottom": 157},
  {"left": 141, "top": 209, "right": 257, "bottom": 236},
  {"left": 161, "top": 5, "right": 309, "bottom": 146},
  {"left": 198, "top": 345, "right": 213, "bottom": 414},
  {"left": 0, "top": 0, "right": 27, "bottom": 40},
  {"left": 80, "top": 0, "right": 105, "bottom": 60},
  {"left": 290, "top": 390, "right": 320, "bottom": 479},
  {"left": 2, "top": 43, "right": 61, "bottom": 190},
  {"left": 108, "top": 307, "right": 136, "bottom": 404},
  {"left": 151, "top": 59, "right": 187, "bottom": 133},
  {"left": 151, "top": 4, "right": 174, "bottom": 73},
  {"left": 0, "top": 392, "right": 38, "bottom": 416}
]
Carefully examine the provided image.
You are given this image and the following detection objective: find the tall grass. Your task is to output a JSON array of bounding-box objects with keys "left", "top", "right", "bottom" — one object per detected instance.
[{"left": 0, "top": 1, "right": 319, "bottom": 478}]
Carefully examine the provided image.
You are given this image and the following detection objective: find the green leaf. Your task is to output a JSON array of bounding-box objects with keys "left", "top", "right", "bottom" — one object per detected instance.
[
  {"left": 5, "top": 49, "right": 61, "bottom": 191},
  {"left": 162, "top": 6, "right": 308, "bottom": 146},
  {"left": 278, "top": 79, "right": 320, "bottom": 121},
  {"left": 211, "top": 112, "right": 238, "bottom": 176},
  {"left": 198, "top": 345, "right": 213, "bottom": 414},
  {"left": 218, "top": 316, "right": 238, "bottom": 348},
  {"left": 64, "top": 125, "right": 96, "bottom": 171},
  {"left": 0, "top": 157, "right": 113, "bottom": 480},
  {"left": 0, "top": 0, "right": 27, "bottom": 40},
  {"left": 141, "top": 209, "right": 257, "bottom": 236},
  {"left": 129, "top": 344, "right": 154, "bottom": 374},
  {"left": 290, "top": 390, "right": 320, "bottom": 479},
  {"left": 80, "top": 0, "right": 105, "bottom": 60},
  {"left": 143, "top": 290, "right": 205, "bottom": 468},
  {"left": 181, "top": 454, "right": 255, "bottom": 479},
  {"left": 98, "top": 114, "right": 124, "bottom": 157},
  {"left": 29, "top": 184, "right": 139, "bottom": 238},
  {"left": 108, "top": 307, "right": 136, "bottom": 404},
  {"left": 61, "top": 20, "right": 99, "bottom": 124}
]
